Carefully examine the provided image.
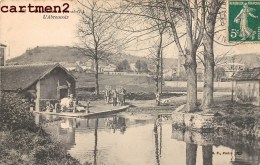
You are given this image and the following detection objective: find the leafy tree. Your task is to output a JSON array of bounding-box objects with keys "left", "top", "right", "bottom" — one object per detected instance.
[
  {"left": 115, "top": 59, "right": 131, "bottom": 72},
  {"left": 135, "top": 60, "right": 149, "bottom": 73},
  {"left": 215, "top": 67, "right": 226, "bottom": 82}
]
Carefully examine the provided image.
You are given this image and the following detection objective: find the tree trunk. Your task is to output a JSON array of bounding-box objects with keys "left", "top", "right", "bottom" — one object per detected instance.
[
  {"left": 155, "top": 32, "right": 163, "bottom": 106},
  {"left": 160, "top": 49, "right": 163, "bottom": 94},
  {"left": 202, "top": 41, "right": 214, "bottom": 108},
  {"left": 185, "top": 51, "right": 198, "bottom": 112},
  {"left": 201, "top": 0, "right": 222, "bottom": 109},
  {"left": 94, "top": 58, "right": 99, "bottom": 95},
  {"left": 156, "top": 59, "right": 160, "bottom": 94},
  {"left": 156, "top": 54, "right": 160, "bottom": 106}
]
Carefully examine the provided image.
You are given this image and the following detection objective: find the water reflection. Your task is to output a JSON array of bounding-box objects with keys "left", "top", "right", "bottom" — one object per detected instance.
[
  {"left": 202, "top": 145, "right": 213, "bottom": 165},
  {"left": 36, "top": 113, "right": 260, "bottom": 165},
  {"left": 172, "top": 128, "right": 260, "bottom": 165},
  {"left": 186, "top": 143, "right": 197, "bottom": 165},
  {"left": 154, "top": 120, "right": 162, "bottom": 165},
  {"left": 94, "top": 118, "right": 98, "bottom": 165}
]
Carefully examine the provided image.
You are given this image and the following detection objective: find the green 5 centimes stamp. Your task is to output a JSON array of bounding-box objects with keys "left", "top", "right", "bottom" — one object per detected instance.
[{"left": 229, "top": 0, "right": 260, "bottom": 42}]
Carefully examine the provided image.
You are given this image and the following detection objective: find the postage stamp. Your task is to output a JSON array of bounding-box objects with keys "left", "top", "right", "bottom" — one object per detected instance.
[{"left": 228, "top": 0, "right": 260, "bottom": 42}]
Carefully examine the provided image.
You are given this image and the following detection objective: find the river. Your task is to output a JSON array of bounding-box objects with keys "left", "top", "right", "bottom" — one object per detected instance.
[{"left": 35, "top": 113, "right": 260, "bottom": 165}]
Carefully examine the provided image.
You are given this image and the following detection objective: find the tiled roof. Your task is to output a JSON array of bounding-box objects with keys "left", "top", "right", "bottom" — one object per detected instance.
[
  {"left": 234, "top": 67, "right": 260, "bottom": 80},
  {"left": 0, "top": 63, "right": 74, "bottom": 91}
]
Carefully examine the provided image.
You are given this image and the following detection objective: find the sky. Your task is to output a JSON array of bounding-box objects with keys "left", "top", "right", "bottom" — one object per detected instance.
[{"left": 0, "top": 0, "right": 260, "bottom": 60}]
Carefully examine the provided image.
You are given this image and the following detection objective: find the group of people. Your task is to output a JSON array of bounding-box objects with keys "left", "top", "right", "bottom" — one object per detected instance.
[
  {"left": 104, "top": 86, "right": 127, "bottom": 106},
  {"left": 45, "top": 94, "right": 89, "bottom": 113}
]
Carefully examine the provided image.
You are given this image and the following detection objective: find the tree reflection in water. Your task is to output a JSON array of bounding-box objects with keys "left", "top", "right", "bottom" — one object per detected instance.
[
  {"left": 93, "top": 118, "right": 98, "bottom": 165},
  {"left": 186, "top": 143, "right": 198, "bottom": 165},
  {"left": 203, "top": 145, "right": 213, "bottom": 165},
  {"left": 154, "top": 117, "right": 163, "bottom": 165},
  {"left": 185, "top": 144, "right": 213, "bottom": 165}
]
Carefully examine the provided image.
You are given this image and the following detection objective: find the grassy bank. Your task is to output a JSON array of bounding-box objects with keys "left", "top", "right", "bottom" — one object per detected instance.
[
  {"left": 76, "top": 89, "right": 186, "bottom": 101},
  {"left": 74, "top": 72, "right": 231, "bottom": 94},
  {"left": 180, "top": 96, "right": 260, "bottom": 138},
  {"left": 211, "top": 99, "right": 260, "bottom": 138}
]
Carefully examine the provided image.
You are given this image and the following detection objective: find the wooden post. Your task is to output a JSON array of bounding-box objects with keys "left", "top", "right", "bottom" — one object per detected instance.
[{"left": 35, "top": 81, "right": 40, "bottom": 112}]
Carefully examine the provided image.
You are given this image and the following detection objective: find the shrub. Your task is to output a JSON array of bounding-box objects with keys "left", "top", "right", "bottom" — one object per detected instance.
[
  {"left": 0, "top": 92, "right": 37, "bottom": 132},
  {"left": 0, "top": 91, "right": 84, "bottom": 164},
  {"left": 0, "top": 130, "right": 81, "bottom": 165}
]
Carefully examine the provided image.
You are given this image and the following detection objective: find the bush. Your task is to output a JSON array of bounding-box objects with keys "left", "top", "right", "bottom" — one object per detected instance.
[
  {"left": 0, "top": 92, "right": 37, "bottom": 132},
  {"left": 0, "top": 130, "right": 81, "bottom": 165},
  {"left": 0, "top": 91, "right": 84, "bottom": 165}
]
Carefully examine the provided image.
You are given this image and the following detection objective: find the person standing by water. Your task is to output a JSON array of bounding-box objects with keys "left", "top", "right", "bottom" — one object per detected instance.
[
  {"left": 155, "top": 92, "right": 160, "bottom": 106},
  {"left": 86, "top": 100, "right": 90, "bottom": 114},
  {"left": 122, "top": 88, "right": 126, "bottom": 105},
  {"left": 104, "top": 88, "right": 111, "bottom": 104},
  {"left": 112, "top": 89, "right": 117, "bottom": 106},
  {"left": 234, "top": 2, "right": 258, "bottom": 40}
]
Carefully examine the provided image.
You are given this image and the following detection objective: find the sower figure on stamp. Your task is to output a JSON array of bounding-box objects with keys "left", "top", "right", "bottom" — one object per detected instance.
[{"left": 234, "top": 2, "right": 258, "bottom": 40}]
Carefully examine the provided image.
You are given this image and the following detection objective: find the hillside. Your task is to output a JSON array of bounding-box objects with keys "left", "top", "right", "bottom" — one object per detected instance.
[
  {"left": 232, "top": 53, "right": 260, "bottom": 67},
  {"left": 214, "top": 53, "right": 259, "bottom": 67},
  {"left": 7, "top": 46, "right": 176, "bottom": 68}
]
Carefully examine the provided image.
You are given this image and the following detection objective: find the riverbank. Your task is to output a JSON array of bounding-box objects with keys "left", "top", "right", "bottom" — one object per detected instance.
[
  {"left": 171, "top": 95, "right": 260, "bottom": 138},
  {"left": 126, "top": 92, "right": 231, "bottom": 114}
]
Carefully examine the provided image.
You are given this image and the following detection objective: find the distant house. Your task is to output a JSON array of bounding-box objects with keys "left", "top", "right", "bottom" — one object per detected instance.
[
  {"left": 61, "top": 62, "right": 84, "bottom": 72},
  {"left": 234, "top": 67, "right": 260, "bottom": 106},
  {"left": 130, "top": 63, "right": 137, "bottom": 72},
  {"left": 84, "top": 61, "right": 94, "bottom": 70},
  {"left": 103, "top": 64, "right": 116, "bottom": 72},
  {"left": 220, "top": 62, "right": 245, "bottom": 78},
  {"left": 0, "top": 63, "right": 76, "bottom": 111},
  {"left": 163, "top": 68, "right": 175, "bottom": 80},
  {"left": 61, "top": 62, "right": 77, "bottom": 71},
  {"left": 0, "top": 43, "right": 7, "bottom": 66}
]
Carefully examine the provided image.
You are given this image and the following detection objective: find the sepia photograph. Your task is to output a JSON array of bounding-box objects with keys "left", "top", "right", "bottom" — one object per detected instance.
[{"left": 0, "top": 0, "right": 260, "bottom": 164}]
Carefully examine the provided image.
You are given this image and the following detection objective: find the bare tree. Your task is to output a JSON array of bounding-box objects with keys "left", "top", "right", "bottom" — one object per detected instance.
[
  {"left": 164, "top": 0, "right": 206, "bottom": 112},
  {"left": 76, "top": 0, "right": 121, "bottom": 95},
  {"left": 147, "top": 0, "right": 168, "bottom": 105},
  {"left": 107, "top": 0, "right": 224, "bottom": 111},
  {"left": 201, "top": 0, "right": 225, "bottom": 109},
  {"left": 118, "top": 0, "right": 204, "bottom": 111},
  {"left": 114, "top": 0, "right": 170, "bottom": 105}
]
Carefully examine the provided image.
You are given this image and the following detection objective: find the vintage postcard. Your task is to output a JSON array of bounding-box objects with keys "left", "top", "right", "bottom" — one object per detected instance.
[{"left": 0, "top": 0, "right": 260, "bottom": 165}]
